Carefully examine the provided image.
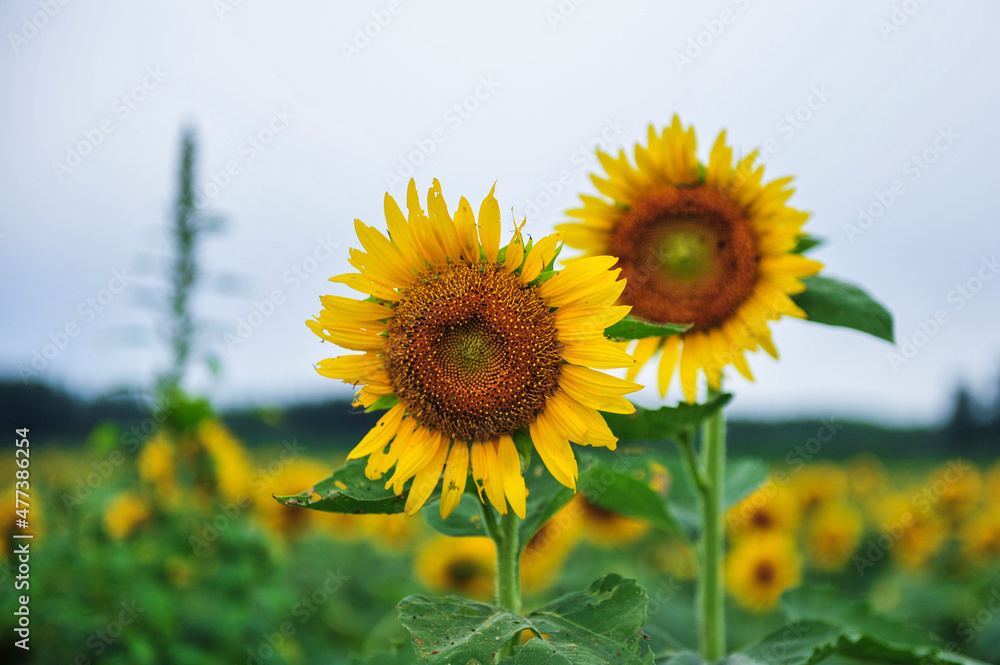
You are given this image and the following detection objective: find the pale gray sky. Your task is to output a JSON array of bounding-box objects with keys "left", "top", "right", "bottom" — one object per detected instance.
[{"left": 2, "top": 0, "right": 999, "bottom": 425}]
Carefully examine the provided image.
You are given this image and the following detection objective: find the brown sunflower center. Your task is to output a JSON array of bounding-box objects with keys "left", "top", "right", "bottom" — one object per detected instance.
[
  {"left": 753, "top": 560, "right": 777, "bottom": 586},
  {"left": 446, "top": 558, "right": 482, "bottom": 586},
  {"left": 384, "top": 262, "right": 562, "bottom": 442},
  {"left": 610, "top": 185, "right": 759, "bottom": 331}
]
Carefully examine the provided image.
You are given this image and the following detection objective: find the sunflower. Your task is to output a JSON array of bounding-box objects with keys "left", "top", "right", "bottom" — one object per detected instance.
[
  {"left": 725, "top": 534, "right": 802, "bottom": 611},
  {"left": 559, "top": 116, "right": 823, "bottom": 401},
  {"left": 726, "top": 482, "right": 800, "bottom": 541},
  {"left": 803, "top": 501, "right": 864, "bottom": 571},
  {"left": 415, "top": 535, "right": 496, "bottom": 600},
  {"left": 137, "top": 431, "right": 179, "bottom": 506},
  {"left": 570, "top": 493, "right": 650, "bottom": 544},
  {"left": 877, "top": 494, "right": 946, "bottom": 571},
  {"left": 197, "top": 419, "right": 253, "bottom": 504},
  {"left": 926, "top": 460, "right": 982, "bottom": 522},
  {"left": 960, "top": 507, "right": 1000, "bottom": 564},
  {"left": 310, "top": 179, "right": 640, "bottom": 518},
  {"left": 103, "top": 492, "right": 152, "bottom": 541},
  {"left": 846, "top": 455, "right": 888, "bottom": 504},
  {"left": 790, "top": 463, "right": 849, "bottom": 515}
]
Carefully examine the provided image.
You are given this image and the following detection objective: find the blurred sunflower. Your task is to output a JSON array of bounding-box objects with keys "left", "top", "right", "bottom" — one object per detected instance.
[
  {"left": 570, "top": 493, "right": 649, "bottom": 544},
  {"left": 926, "top": 460, "right": 982, "bottom": 522},
  {"left": 877, "top": 494, "right": 947, "bottom": 571},
  {"left": 987, "top": 460, "right": 1000, "bottom": 504},
  {"left": 725, "top": 534, "right": 802, "bottom": 611},
  {"left": 137, "top": 431, "right": 179, "bottom": 506},
  {"left": 103, "top": 492, "right": 151, "bottom": 540},
  {"left": 310, "top": 179, "right": 640, "bottom": 519},
  {"left": 559, "top": 116, "right": 822, "bottom": 401},
  {"left": 726, "top": 482, "right": 800, "bottom": 540},
  {"left": 521, "top": 511, "right": 581, "bottom": 593},
  {"left": 360, "top": 513, "right": 422, "bottom": 551},
  {"left": 415, "top": 536, "right": 496, "bottom": 600},
  {"left": 803, "top": 501, "right": 864, "bottom": 571},
  {"left": 960, "top": 507, "right": 1000, "bottom": 564},
  {"left": 198, "top": 420, "right": 253, "bottom": 503},
  {"left": 790, "top": 463, "right": 848, "bottom": 515},
  {"left": 651, "top": 536, "right": 698, "bottom": 581}
]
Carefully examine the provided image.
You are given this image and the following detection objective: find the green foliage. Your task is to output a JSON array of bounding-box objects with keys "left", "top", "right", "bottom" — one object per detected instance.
[
  {"left": 578, "top": 463, "right": 687, "bottom": 542},
  {"left": 517, "top": 464, "right": 574, "bottom": 545},
  {"left": 793, "top": 275, "right": 894, "bottom": 343},
  {"left": 423, "top": 492, "right": 485, "bottom": 537},
  {"left": 605, "top": 393, "right": 733, "bottom": 444},
  {"left": 792, "top": 235, "right": 823, "bottom": 254},
  {"left": 604, "top": 317, "right": 690, "bottom": 342},
  {"left": 365, "top": 395, "right": 401, "bottom": 413},
  {"left": 397, "top": 575, "right": 653, "bottom": 664},
  {"left": 275, "top": 458, "right": 411, "bottom": 515}
]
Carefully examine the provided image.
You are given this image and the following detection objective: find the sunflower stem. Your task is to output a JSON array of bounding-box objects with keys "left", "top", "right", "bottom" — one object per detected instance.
[
  {"left": 481, "top": 504, "right": 522, "bottom": 658},
  {"left": 699, "top": 384, "right": 727, "bottom": 660}
]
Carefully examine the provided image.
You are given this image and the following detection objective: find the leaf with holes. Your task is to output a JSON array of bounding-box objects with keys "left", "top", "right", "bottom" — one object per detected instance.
[
  {"left": 274, "top": 458, "right": 413, "bottom": 515},
  {"left": 397, "top": 595, "right": 529, "bottom": 664}
]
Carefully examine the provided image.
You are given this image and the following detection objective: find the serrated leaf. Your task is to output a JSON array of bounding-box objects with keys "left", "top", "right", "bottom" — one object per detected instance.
[
  {"left": 792, "top": 235, "right": 822, "bottom": 254},
  {"left": 729, "top": 621, "right": 988, "bottom": 665},
  {"left": 605, "top": 393, "right": 733, "bottom": 444},
  {"left": 507, "top": 575, "right": 652, "bottom": 665},
  {"left": 793, "top": 275, "right": 894, "bottom": 343},
  {"left": 274, "top": 458, "right": 411, "bottom": 514},
  {"left": 398, "top": 595, "right": 528, "bottom": 664},
  {"left": 578, "top": 464, "right": 688, "bottom": 542},
  {"left": 604, "top": 317, "right": 690, "bottom": 342}
]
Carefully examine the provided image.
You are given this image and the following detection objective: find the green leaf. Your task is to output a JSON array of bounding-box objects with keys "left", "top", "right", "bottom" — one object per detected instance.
[
  {"left": 518, "top": 464, "right": 575, "bottom": 545},
  {"left": 605, "top": 393, "right": 733, "bottom": 444},
  {"left": 729, "top": 620, "right": 988, "bottom": 665},
  {"left": 723, "top": 457, "right": 769, "bottom": 507},
  {"left": 604, "top": 316, "right": 690, "bottom": 342},
  {"left": 273, "top": 458, "right": 411, "bottom": 515},
  {"left": 365, "top": 394, "right": 400, "bottom": 413},
  {"left": 512, "top": 429, "right": 532, "bottom": 470},
  {"left": 398, "top": 595, "right": 529, "bottom": 664},
  {"left": 422, "top": 492, "right": 485, "bottom": 538},
  {"left": 544, "top": 242, "right": 564, "bottom": 272},
  {"left": 792, "top": 235, "right": 822, "bottom": 254},
  {"left": 657, "top": 654, "right": 705, "bottom": 665},
  {"left": 578, "top": 464, "right": 688, "bottom": 542},
  {"left": 792, "top": 275, "right": 894, "bottom": 343},
  {"left": 508, "top": 575, "right": 653, "bottom": 665}
]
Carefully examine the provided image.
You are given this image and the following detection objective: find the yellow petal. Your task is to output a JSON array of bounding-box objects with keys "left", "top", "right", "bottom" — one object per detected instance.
[
  {"left": 328, "top": 273, "right": 399, "bottom": 301},
  {"left": 478, "top": 182, "right": 501, "bottom": 263},
  {"left": 679, "top": 334, "right": 702, "bottom": 403},
  {"left": 505, "top": 218, "right": 526, "bottom": 273},
  {"left": 520, "top": 233, "right": 561, "bottom": 282},
  {"left": 562, "top": 338, "right": 636, "bottom": 369},
  {"left": 383, "top": 193, "right": 423, "bottom": 270},
  {"left": 497, "top": 435, "right": 526, "bottom": 519},
  {"left": 657, "top": 336, "right": 681, "bottom": 398},
  {"left": 626, "top": 337, "right": 661, "bottom": 382},
  {"left": 470, "top": 441, "right": 488, "bottom": 501},
  {"left": 529, "top": 411, "right": 578, "bottom": 489},
  {"left": 315, "top": 354, "right": 383, "bottom": 385},
  {"left": 482, "top": 440, "right": 507, "bottom": 515},
  {"left": 348, "top": 403, "right": 405, "bottom": 460},
  {"left": 405, "top": 435, "right": 449, "bottom": 516},
  {"left": 386, "top": 427, "right": 441, "bottom": 491},
  {"left": 440, "top": 442, "right": 469, "bottom": 518}
]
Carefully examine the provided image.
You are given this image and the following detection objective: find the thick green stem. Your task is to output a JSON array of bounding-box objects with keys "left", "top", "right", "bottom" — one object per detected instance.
[
  {"left": 699, "top": 385, "right": 727, "bottom": 660},
  {"left": 495, "top": 510, "right": 522, "bottom": 615}
]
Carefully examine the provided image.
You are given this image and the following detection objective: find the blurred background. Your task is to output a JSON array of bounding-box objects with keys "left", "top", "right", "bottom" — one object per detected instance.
[{"left": 1, "top": 1, "right": 999, "bottom": 664}]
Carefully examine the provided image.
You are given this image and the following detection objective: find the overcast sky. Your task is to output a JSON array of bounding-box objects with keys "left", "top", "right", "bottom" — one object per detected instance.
[{"left": 2, "top": 0, "right": 998, "bottom": 425}]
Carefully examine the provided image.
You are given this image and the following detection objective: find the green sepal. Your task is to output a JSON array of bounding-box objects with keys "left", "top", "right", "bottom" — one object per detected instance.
[
  {"left": 792, "top": 275, "right": 894, "bottom": 343},
  {"left": 364, "top": 394, "right": 400, "bottom": 413},
  {"left": 792, "top": 235, "right": 823, "bottom": 254},
  {"left": 604, "top": 316, "right": 690, "bottom": 341}
]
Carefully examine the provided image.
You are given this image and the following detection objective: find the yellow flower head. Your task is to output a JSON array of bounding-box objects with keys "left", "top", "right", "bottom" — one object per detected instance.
[
  {"left": 726, "top": 482, "right": 800, "bottom": 540},
  {"left": 569, "top": 493, "right": 649, "bottom": 545},
  {"left": 103, "top": 492, "right": 151, "bottom": 540},
  {"left": 198, "top": 420, "right": 253, "bottom": 504},
  {"left": 987, "top": 460, "right": 1000, "bottom": 504},
  {"left": 360, "top": 513, "right": 422, "bottom": 551},
  {"left": 137, "top": 431, "right": 180, "bottom": 507},
  {"left": 415, "top": 535, "right": 496, "bottom": 600},
  {"left": 846, "top": 455, "right": 888, "bottom": 502},
  {"left": 310, "top": 179, "right": 641, "bottom": 519},
  {"left": 961, "top": 507, "right": 1000, "bottom": 564},
  {"left": 726, "top": 534, "right": 802, "bottom": 612},
  {"left": 790, "top": 463, "right": 849, "bottom": 514},
  {"left": 520, "top": 509, "right": 581, "bottom": 593},
  {"left": 926, "top": 460, "right": 982, "bottom": 521},
  {"left": 804, "top": 501, "right": 864, "bottom": 571},
  {"left": 877, "top": 493, "right": 947, "bottom": 571},
  {"left": 560, "top": 116, "right": 823, "bottom": 401}
]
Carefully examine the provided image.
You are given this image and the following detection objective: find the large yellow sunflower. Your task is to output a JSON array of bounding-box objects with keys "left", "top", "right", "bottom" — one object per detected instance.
[
  {"left": 559, "top": 116, "right": 823, "bottom": 401},
  {"left": 310, "top": 179, "right": 640, "bottom": 519}
]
